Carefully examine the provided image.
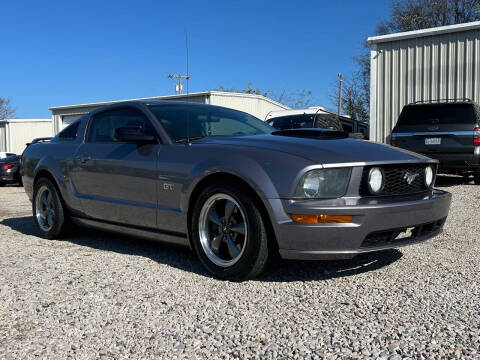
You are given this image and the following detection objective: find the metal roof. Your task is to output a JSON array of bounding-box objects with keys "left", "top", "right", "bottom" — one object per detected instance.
[
  {"left": 367, "top": 21, "right": 480, "bottom": 44},
  {"left": 48, "top": 91, "right": 288, "bottom": 111}
]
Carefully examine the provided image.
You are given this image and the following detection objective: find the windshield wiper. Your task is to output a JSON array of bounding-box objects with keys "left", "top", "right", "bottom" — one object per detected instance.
[{"left": 175, "top": 136, "right": 206, "bottom": 144}]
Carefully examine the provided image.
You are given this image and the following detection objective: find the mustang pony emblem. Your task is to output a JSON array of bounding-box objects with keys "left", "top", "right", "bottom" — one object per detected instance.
[{"left": 403, "top": 171, "right": 419, "bottom": 185}]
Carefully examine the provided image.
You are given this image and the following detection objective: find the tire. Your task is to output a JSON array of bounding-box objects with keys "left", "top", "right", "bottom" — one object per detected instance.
[
  {"left": 191, "top": 182, "right": 270, "bottom": 281},
  {"left": 32, "top": 177, "right": 69, "bottom": 239},
  {"left": 0, "top": 182, "right": 4, "bottom": 187},
  {"left": 474, "top": 172, "right": 480, "bottom": 185}
]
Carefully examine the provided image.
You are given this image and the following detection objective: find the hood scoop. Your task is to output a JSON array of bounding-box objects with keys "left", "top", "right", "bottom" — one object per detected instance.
[{"left": 271, "top": 128, "right": 348, "bottom": 140}]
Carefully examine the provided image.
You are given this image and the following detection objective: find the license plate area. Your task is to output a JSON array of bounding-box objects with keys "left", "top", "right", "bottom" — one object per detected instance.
[{"left": 425, "top": 137, "right": 441, "bottom": 145}]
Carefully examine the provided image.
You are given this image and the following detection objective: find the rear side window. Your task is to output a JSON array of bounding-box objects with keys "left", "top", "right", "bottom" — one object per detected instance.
[
  {"left": 269, "top": 115, "right": 315, "bottom": 130},
  {"left": 315, "top": 114, "right": 343, "bottom": 131},
  {"left": 398, "top": 104, "right": 476, "bottom": 126},
  {"left": 58, "top": 121, "right": 80, "bottom": 140},
  {"left": 87, "top": 107, "right": 155, "bottom": 143}
]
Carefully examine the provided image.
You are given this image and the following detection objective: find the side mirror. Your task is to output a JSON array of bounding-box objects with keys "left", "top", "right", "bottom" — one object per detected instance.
[{"left": 114, "top": 126, "right": 155, "bottom": 143}]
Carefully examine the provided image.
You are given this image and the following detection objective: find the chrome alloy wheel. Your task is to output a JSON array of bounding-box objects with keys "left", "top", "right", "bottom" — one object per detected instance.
[
  {"left": 35, "top": 185, "right": 56, "bottom": 232},
  {"left": 198, "top": 193, "right": 247, "bottom": 267}
]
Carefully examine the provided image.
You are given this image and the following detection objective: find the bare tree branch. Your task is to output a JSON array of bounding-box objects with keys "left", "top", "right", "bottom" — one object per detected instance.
[
  {"left": 0, "top": 98, "right": 16, "bottom": 120},
  {"left": 215, "top": 84, "right": 313, "bottom": 109}
]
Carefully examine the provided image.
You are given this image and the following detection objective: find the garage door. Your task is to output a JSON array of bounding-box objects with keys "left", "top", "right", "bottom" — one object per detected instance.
[{"left": 62, "top": 115, "right": 84, "bottom": 128}]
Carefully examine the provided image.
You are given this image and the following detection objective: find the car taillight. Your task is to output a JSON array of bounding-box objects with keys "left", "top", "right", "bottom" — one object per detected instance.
[
  {"left": 390, "top": 132, "right": 397, "bottom": 147},
  {"left": 1, "top": 163, "right": 14, "bottom": 170},
  {"left": 474, "top": 127, "right": 480, "bottom": 146}
]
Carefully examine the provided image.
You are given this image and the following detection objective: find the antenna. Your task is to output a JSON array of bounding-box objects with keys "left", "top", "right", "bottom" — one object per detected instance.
[{"left": 167, "top": 30, "right": 191, "bottom": 96}]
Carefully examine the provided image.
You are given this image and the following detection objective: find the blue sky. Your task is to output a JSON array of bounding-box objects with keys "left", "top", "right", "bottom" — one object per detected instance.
[{"left": 1, "top": 0, "right": 390, "bottom": 118}]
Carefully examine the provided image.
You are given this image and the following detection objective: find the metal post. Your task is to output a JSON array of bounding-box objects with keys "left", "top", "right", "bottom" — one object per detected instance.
[{"left": 337, "top": 73, "right": 343, "bottom": 118}]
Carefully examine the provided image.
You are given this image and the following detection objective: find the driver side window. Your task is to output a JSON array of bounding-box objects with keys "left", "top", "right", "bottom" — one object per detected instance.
[{"left": 87, "top": 108, "right": 155, "bottom": 143}]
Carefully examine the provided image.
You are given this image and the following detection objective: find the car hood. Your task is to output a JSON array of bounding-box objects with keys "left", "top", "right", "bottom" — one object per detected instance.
[{"left": 193, "top": 134, "right": 432, "bottom": 164}]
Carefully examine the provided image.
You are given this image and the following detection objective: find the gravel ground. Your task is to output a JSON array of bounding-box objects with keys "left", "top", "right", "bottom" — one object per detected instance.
[{"left": 0, "top": 176, "right": 479, "bottom": 359}]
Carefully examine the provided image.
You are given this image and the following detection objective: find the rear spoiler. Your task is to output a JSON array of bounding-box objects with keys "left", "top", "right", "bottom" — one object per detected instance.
[{"left": 26, "top": 137, "right": 53, "bottom": 147}]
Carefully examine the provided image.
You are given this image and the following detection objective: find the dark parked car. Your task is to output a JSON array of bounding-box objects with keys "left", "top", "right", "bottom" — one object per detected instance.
[
  {"left": 21, "top": 101, "right": 451, "bottom": 280},
  {"left": 266, "top": 110, "right": 367, "bottom": 139},
  {"left": 390, "top": 99, "right": 480, "bottom": 184},
  {"left": 0, "top": 153, "right": 22, "bottom": 186}
]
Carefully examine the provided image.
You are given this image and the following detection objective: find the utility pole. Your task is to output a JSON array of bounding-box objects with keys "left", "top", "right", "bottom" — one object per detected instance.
[
  {"left": 349, "top": 88, "right": 354, "bottom": 119},
  {"left": 337, "top": 73, "right": 343, "bottom": 118},
  {"left": 168, "top": 74, "right": 190, "bottom": 94}
]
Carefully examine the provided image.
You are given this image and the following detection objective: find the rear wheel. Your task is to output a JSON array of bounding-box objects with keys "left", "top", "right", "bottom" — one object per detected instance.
[
  {"left": 32, "top": 177, "right": 69, "bottom": 239},
  {"left": 191, "top": 183, "right": 269, "bottom": 281}
]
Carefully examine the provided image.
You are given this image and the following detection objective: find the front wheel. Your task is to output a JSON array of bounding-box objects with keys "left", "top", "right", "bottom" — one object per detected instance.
[
  {"left": 191, "top": 183, "right": 270, "bottom": 281},
  {"left": 32, "top": 177, "right": 68, "bottom": 239}
]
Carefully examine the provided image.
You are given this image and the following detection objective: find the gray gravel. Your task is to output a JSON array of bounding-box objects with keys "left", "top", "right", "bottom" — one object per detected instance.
[{"left": 0, "top": 176, "right": 479, "bottom": 359}]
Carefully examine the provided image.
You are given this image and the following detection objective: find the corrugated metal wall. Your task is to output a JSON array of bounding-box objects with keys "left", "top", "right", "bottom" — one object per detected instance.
[
  {"left": 373, "top": 28, "right": 480, "bottom": 142},
  {"left": 8, "top": 121, "right": 53, "bottom": 154}
]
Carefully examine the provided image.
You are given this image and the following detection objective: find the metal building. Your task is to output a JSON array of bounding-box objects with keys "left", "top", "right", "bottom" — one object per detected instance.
[
  {"left": 368, "top": 21, "right": 480, "bottom": 143},
  {"left": 49, "top": 91, "right": 290, "bottom": 134},
  {"left": 0, "top": 119, "right": 52, "bottom": 154}
]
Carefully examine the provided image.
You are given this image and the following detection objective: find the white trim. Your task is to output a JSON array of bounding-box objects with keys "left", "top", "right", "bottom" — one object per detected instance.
[
  {"left": 6, "top": 123, "right": 12, "bottom": 153},
  {"left": 49, "top": 92, "right": 210, "bottom": 111},
  {"left": 368, "top": 21, "right": 480, "bottom": 44},
  {"left": 369, "top": 44, "right": 378, "bottom": 142},
  {"left": 1, "top": 118, "right": 51, "bottom": 123}
]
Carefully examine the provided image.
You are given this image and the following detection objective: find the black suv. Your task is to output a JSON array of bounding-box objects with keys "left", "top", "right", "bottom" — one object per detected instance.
[{"left": 390, "top": 99, "right": 480, "bottom": 184}]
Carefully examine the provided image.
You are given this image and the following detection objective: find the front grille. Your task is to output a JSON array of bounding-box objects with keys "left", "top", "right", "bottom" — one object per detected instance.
[
  {"left": 360, "top": 164, "right": 433, "bottom": 196},
  {"left": 361, "top": 217, "right": 446, "bottom": 248}
]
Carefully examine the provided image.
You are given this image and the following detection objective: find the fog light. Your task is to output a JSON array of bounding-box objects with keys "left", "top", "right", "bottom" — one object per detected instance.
[
  {"left": 290, "top": 214, "right": 353, "bottom": 224},
  {"left": 368, "top": 167, "right": 384, "bottom": 194},
  {"left": 425, "top": 166, "right": 434, "bottom": 187}
]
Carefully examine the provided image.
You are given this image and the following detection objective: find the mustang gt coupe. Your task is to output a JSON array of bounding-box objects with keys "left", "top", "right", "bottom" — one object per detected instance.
[{"left": 22, "top": 101, "right": 452, "bottom": 280}]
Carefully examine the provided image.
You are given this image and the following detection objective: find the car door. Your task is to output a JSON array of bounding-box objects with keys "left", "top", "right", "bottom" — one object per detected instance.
[{"left": 71, "top": 107, "right": 159, "bottom": 228}]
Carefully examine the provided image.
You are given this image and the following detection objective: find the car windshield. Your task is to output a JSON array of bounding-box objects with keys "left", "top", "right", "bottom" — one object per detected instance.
[
  {"left": 148, "top": 104, "right": 273, "bottom": 142},
  {"left": 398, "top": 103, "right": 476, "bottom": 126}
]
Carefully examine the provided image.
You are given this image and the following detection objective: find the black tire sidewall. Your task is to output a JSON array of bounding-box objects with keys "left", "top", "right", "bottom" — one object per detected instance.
[
  {"left": 191, "top": 183, "right": 268, "bottom": 280},
  {"left": 32, "top": 178, "right": 66, "bottom": 239}
]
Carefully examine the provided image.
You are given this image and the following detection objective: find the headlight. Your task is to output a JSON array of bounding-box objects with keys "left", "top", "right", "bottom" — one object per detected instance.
[
  {"left": 425, "top": 165, "right": 434, "bottom": 187},
  {"left": 295, "top": 168, "right": 351, "bottom": 198},
  {"left": 368, "top": 167, "right": 384, "bottom": 194}
]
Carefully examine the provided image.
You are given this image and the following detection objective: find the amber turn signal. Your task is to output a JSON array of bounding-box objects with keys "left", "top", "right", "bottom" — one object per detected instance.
[{"left": 290, "top": 214, "right": 353, "bottom": 224}]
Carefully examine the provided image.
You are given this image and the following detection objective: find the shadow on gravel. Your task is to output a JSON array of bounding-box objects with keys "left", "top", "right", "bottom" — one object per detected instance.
[
  {"left": 435, "top": 174, "right": 473, "bottom": 187},
  {"left": 258, "top": 249, "right": 403, "bottom": 282},
  {"left": 1, "top": 216, "right": 402, "bottom": 282}
]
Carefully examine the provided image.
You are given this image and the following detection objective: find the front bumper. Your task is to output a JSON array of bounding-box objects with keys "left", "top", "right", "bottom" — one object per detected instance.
[{"left": 271, "top": 189, "right": 452, "bottom": 260}]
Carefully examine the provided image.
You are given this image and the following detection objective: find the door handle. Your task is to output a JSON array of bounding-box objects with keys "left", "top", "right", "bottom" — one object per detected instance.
[{"left": 78, "top": 154, "right": 91, "bottom": 164}]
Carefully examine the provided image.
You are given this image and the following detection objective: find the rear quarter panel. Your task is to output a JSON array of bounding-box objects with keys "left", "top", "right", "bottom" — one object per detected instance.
[{"left": 22, "top": 141, "right": 83, "bottom": 214}]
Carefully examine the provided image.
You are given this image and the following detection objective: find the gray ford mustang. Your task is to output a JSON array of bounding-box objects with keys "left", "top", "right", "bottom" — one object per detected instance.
[{"left": 21, "top": 101, "right": 452, "bottom": 280}]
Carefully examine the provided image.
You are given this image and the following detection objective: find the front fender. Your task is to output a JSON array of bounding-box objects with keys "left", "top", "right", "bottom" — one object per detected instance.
[{"left": 182, "top": 155, "right": 279, "bottom": 213}]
